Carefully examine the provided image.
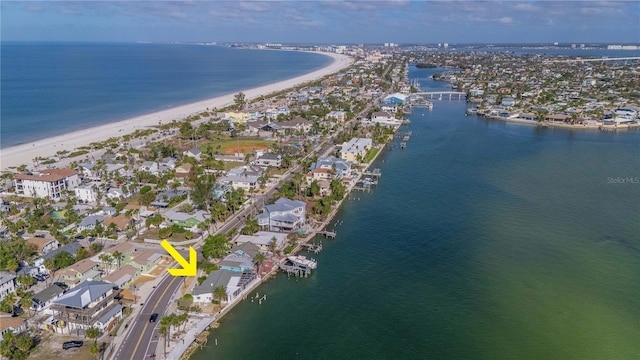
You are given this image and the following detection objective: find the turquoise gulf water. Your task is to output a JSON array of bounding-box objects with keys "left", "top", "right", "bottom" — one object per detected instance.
[
  {"left": 191, "top": 68, "right": 640, "bottom": 359},
  {"left": 0, "top": 43, "right": 331, "bottom": 148}
]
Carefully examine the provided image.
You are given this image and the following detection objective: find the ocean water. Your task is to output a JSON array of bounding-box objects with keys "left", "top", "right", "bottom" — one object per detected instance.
[
  {"left": 191, "top": 67, "right": 640, "bottom": 359},
  {"left": 0, "top": 42, "right": 331, "bottom": 148}
]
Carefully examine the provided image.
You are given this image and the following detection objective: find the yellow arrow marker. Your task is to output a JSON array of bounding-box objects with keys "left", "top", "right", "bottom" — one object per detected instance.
[{"left": 160, "top": 240, "right": 197, "bottom": 277}]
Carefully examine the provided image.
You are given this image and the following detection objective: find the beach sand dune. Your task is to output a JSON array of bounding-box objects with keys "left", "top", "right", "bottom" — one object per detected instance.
[{"left": 1, "top": 52, "right": 352, "bottom": 171}]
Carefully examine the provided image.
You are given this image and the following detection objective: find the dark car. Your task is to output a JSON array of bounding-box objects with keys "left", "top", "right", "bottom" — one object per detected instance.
[
  {"left": 150, "top": 313, "right": 159, "bottom": 322},
  {"left": 62, "top": 340, "right": 83, "bottom": 349}
]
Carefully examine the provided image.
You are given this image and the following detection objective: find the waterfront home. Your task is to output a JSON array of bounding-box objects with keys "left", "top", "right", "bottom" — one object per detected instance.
[
  {"left": 257, "top": 197, "right": 306, "bottom": 232},
  {"left": 51, "top": 280, "right": 122, "bottom": 335},
  {"left": 516, "top": 113, "right": 537, "bottom": 121},
  {"left": 545, "top": 114, "right": 572, "bottom": 123},
  {"left": 32, "top": 284, "right": 66, "bottom": 314},
  {"left": 371, "top": 111, "right": 396, "bottom": 124},
  {"left": 0, "top": 313, "right": 25, "bottom": 341},
  {"left": 310, "top": 156, "right": 353, "bottom": 179},
  {"left": 77, "top": 214, "right": 105, "bottom": 231},
  {"left": 224, "top": 112, "right": 249, "bottom": 124},
  {"left": 229, "top": 242, "right": 261, "bottom": 260},
  {"left": 57, "top": 258, "right": 101, "bottom": 287},
  {"left": 26, "top": 236, "right": 59, "bottom": 255},
  {"left": 0, "top": 272, "right": 16, "bottom": 301},
  {"left": 220, "top": 252, "right": 254, "bottom": 273},
  {"left": 75, "top": 184, "right": 98, "bottom": 204},
  {"left": 13, "top": 169, "right": 81, "bottom": 199},
  {"left": 501, "top": 97, "right": 516, "bottom": 107},
  {"left": 255, "top": 154, "right": 282, "bottom": 168},
  {"left": 191, "top": 269, "right": 256, "bottom": 304},
  {"left": 383, "top": 93, "right": 408, "bottom": 104},
  {"left": 234, "top": 231, "right": 288, "bottom": 253},
  {"left": 340, "top": 138, "right": 373, "bottom": 163}
]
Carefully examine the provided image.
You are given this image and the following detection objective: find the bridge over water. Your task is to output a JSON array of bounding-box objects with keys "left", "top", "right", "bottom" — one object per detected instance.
[{"left": 413, "top": 91, "right": 466, "bottom": 100}]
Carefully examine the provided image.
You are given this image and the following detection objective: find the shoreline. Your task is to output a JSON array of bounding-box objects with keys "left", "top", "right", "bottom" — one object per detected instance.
[
  {"left": 473, "top": 113, "right": 640, "bottom": 131},
  {"left": 175, "top": 128, "right": 398, "bottom": 360},
  {"left": 1, "top": 51, "right": 353, "bottom": 171}
]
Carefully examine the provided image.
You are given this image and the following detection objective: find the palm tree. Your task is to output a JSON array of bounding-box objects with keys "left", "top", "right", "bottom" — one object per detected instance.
[
  {"left": 112, "top": 250, "right": 123, "bottom": 268},
  {"left": 213, "top": 286, "right": 228, "bottom": 308},
  {"left": 89, "top": 342, "right": 100, "bottom": 359},
  {"left": 254, "top": 253, "right": 266, "bottom": 276},
  {"left": 99, "top": 253, "right": 113, "bottom": 274},
  {"left": 20, "top": 291, "right": 34, "bottom": 317}
]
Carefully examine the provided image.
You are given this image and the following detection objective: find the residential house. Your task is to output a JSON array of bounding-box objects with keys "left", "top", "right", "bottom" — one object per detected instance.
[
  {"left": 102, "top": 265, "right": 139, "bottom": 288},
  {"left": 106, "top": 187, "right": 130, "bottom": 200},
  {"left": 164, "top": 210, "right": 209, "bottom": 228},
  {"left": 78, "top": 214, "right": 105, "bottom": 231},
  {"left": 0, "top": 313, "right": 26, "bottom": 341},
  {"left": 51, "top": 280, "right": 122, "bottom": 334},
  {"left": 75, "top": 184, "right": 98, "bottom": 204},
  {"left": 326, "top": 111, "right": 346, "bottom": 122},
  {"left": 501, "top": 97, "right": 516, "bottom": 107},
  {"left": 234, "top": 231, "right": 288, "bottom": 253},
  {"left": 257, "top": 197, "right": 306, "bottom": 232},
  {"left": 191, "top": 270, "right": 256, "bottom": 304},
  {"left": 150, "top": 189, "right": 187, "bottom": 208},
  {"left": 0, "top": 273, "right": 16, "bottom": 301},
  {"left": 139, "top": 161, "right": 159, "bottom": 174},
  {"left": 224, "top": 112, "right": 249, "bottom": 124},
  {"left": 228, "top": 242, "right": 261, "bottom": 260},
  {"left": 175, "top": 163, "right": 193, "bottom": 179},
  {"left": 102, "top": 214, "right": 131, "bottom": 233},
  {"left": 13, "top": 169, "right": 81, "bottom": 199},
  {"left": 219, "top": 165, "right": 263, "bottom": 191},
  {"left": 57, "top": 258, "right": 101, "bottom": 287},
  {"left": 340, "top": 138, "right": 373, "bottom": 163},
  {"left": 279, "top": 117, "right": 312, "bottom": 134},
  {"left": 219, "top": 252, "right": 254, "bottom": 273},
  {"left": 383, "top": 93, "right": 408, "bottom": 104},
  {"left": 255, "top": 154, "right": 282, "bottom": 168},
  {"left": 130, "top": 249, "right": 167, "bottom": 274},
  {"left": 182, "top": 146, "right": 202, "bottom": 161},
  {"left": 371, "top": 112, "right": 396, "bottom": 124},
  {"left": 309, "top": 156, "right": 353, "bottom": 179},
  {"left": 26, "top": 237, "right": 59, "bottom": 255},
  {"left": 32, "top": 284, "right": 66, "bottom": 314}
]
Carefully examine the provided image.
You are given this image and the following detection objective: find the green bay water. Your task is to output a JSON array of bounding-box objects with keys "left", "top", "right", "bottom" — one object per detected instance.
[{"left": 192, "top": 70, "right": 640, "bottom": 359}]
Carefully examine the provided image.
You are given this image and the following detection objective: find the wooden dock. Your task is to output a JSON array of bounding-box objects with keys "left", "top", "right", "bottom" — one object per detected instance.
[
  {"left": 279, "top": 255, "right": 317, "bottom": 277},
  {"left": 300, "top": 242, "right": 323, "bottom": 253},
  {"left": 318, "top": 230, "right": 336, "bottom": 238}
]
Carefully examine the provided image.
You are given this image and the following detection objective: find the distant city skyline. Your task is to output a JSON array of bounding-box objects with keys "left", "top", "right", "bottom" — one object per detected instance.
[{"left": 2, "top": 1, "right": 639, "bottom": 44}]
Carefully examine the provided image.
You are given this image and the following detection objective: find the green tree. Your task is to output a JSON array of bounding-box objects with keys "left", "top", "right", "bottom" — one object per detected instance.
[
  {"left": 86, "top": 326, "right": 100, "bottom": 343},
  {"left": 89, "top": 341, "right": 100, "bottom": 359},
  {"left": 20, "top": 291, "right": 34, "bottom": 316},
  {"left": 202, "top": 234, "right": 230, "bottom": 259}
]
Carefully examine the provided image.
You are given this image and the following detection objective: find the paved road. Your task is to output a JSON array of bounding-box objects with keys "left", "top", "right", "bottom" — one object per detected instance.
[{"left": 112, "top": 274, "right": 183, "bottom": 360}]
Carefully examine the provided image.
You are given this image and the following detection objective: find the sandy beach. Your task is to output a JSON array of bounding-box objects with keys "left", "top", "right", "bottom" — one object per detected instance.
[{"left": 1, "top": 51, "right": 353, "bottom": 171}]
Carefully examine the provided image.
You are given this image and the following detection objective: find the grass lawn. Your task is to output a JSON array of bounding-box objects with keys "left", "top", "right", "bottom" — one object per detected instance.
[
  {"left": 364, "top": 148, "right": 380, "bottom": 163},
  {"left": 202, "top": 137, "right": 274, "bottom": 155},
  {"left": 141, "top": 228, "right": 198, "bottom": 242}
]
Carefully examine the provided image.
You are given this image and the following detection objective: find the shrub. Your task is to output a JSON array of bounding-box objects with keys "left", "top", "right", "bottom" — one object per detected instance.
[{"left": 140, "top": 185, "right": 152, "bottom": 194}]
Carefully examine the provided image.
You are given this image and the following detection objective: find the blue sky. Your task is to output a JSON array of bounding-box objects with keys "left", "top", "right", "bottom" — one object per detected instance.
[{"left": 2, "top": 1, "right": 639, "bottom": 44}]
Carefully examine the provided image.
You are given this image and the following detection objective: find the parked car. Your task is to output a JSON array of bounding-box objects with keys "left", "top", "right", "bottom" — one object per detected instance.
[{"left": 62, "top": 340, "right": 83, "bottom": 349}]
